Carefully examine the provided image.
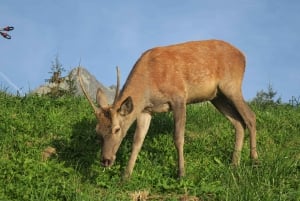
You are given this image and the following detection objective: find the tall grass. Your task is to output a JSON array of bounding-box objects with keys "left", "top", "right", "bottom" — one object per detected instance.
[{"left": 0, "top": 91, "right": 299, "bottom": 200}]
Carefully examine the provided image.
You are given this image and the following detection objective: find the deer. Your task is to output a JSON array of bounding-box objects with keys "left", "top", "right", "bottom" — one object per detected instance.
[{"left": 78, "top": 39, "right": 258, "bottom": 180}]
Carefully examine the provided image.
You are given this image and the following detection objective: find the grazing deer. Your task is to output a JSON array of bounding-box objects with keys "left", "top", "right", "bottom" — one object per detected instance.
[{"left": 78, "top": 39, "right": 258, "bottom": 179}]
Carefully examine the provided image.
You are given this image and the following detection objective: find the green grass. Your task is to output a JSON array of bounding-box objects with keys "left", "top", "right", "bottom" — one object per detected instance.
[{"left": 0, "top": 91, "right": 299, "bottom": 200}]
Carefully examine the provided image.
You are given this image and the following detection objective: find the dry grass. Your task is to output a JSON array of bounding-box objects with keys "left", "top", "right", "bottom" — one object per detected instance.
[
  {"left": 129, "top": 190, "right": 200, "bottom": 201},
  {"left": 41, "top": 146, "right": 57, "bottom": 161}
]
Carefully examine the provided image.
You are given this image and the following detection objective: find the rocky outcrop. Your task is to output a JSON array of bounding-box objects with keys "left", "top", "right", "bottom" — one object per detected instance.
[{"left": 32, "top": 67, "right": 116, "bottom": 104}]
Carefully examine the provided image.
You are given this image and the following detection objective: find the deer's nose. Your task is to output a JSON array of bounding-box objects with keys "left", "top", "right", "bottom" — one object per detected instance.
[{"left": 101, "top": 158, "right": 113, "bottom": 167}]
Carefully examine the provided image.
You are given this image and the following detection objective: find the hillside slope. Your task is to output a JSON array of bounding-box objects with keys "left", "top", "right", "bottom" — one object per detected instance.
[{"left": 0, "top": 92, "right": 299, "bottom": 200}]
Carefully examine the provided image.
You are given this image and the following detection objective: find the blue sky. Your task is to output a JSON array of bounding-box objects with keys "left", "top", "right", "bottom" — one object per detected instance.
[{"left": 1, "top": 0, "right": 299, "bottom": 102}]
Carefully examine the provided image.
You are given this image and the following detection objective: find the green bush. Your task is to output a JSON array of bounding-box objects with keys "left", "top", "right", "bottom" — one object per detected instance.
[{"left": 251, "top": 84, "right": 282, "bottom": 107}]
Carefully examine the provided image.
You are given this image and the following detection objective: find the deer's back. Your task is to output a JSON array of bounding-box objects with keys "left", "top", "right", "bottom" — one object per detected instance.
[{"left": 122, "top": 40, "right": 246, "bottom": 106}]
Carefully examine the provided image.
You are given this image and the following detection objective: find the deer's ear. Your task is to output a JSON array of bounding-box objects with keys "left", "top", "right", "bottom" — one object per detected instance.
[
  {"left": 96, "top": 88, "right": 109, "bottom": 108},
  {"left": 118, "top": 97, "right": 133, "bottom": 116}
]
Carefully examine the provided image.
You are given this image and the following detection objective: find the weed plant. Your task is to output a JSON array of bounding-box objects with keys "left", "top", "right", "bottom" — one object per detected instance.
[{"left": 0, "top": 91, "right": 299, "bottom": 200}]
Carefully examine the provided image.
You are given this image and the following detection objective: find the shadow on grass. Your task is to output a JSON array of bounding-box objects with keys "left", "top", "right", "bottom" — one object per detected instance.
[
  {"left": 51, "top": 112, "right": 188, "bottom": 181},
  {"left": 49, "top": 113, "right": 174, "bottom": 179},
  {"left": 118, "top": 112, "right": 174, "bottom": 153},
  {"left": 51, "top": 117, "right": 101, "bottom": 178},
  {"left": 99, "top": 112, "right": 176, "bottom": 177},
  {"left": 50, "top": 109, "right": 235, "bottom": 181}
]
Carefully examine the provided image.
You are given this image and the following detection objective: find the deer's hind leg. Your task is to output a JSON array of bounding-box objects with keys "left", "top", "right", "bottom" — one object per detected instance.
[
  {"left": 211, "top": 94, "right": 246, "bottom": 166},
  {"left": 216, "top": 83, "right": 258, "bottom": 163},
  {"left": 227, "top": 95, "right": 258, "bottom": 163}
]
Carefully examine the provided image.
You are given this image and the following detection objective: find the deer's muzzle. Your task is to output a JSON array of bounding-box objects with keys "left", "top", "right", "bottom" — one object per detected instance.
[{"left": 101, "top": 156, "right": 115, "bottom": 167}]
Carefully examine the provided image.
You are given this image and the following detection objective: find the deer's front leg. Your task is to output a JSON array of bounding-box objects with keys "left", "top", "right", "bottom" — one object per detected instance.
[
  {"left": 123, "top": 112, "right": 152, "bottom": 180},
  {"left": 172, "top": 100, "right": 186, "bottom": 178}
]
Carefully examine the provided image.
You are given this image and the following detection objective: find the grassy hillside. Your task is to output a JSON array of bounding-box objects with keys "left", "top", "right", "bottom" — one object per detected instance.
[{"left": 0, "top": 91, "right": 299, "bottom": 200}]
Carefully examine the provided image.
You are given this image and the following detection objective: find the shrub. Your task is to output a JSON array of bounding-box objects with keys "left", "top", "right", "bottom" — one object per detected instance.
[{"left": 251, "top": 84, "right": 282, "bottom": 107}]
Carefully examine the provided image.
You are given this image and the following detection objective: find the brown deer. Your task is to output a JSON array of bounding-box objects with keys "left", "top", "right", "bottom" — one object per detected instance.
[{"left": 78, "top": 39, "right": 258, "bottom": 179}]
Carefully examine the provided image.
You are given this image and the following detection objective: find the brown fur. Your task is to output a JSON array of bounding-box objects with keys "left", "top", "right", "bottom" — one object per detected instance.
[{"left": 79, "top": 39, "right": 258, "bottom": 179}]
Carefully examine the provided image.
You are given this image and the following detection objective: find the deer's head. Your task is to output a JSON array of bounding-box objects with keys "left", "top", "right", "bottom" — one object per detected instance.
[{"left": 78, "top": 67, "right": 133, "bottom": 167}]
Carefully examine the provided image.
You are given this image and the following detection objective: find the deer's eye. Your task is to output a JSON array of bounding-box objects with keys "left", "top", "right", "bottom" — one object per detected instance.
[{"left": 114, "top": 127, "right": 120, "bottom": 134}]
